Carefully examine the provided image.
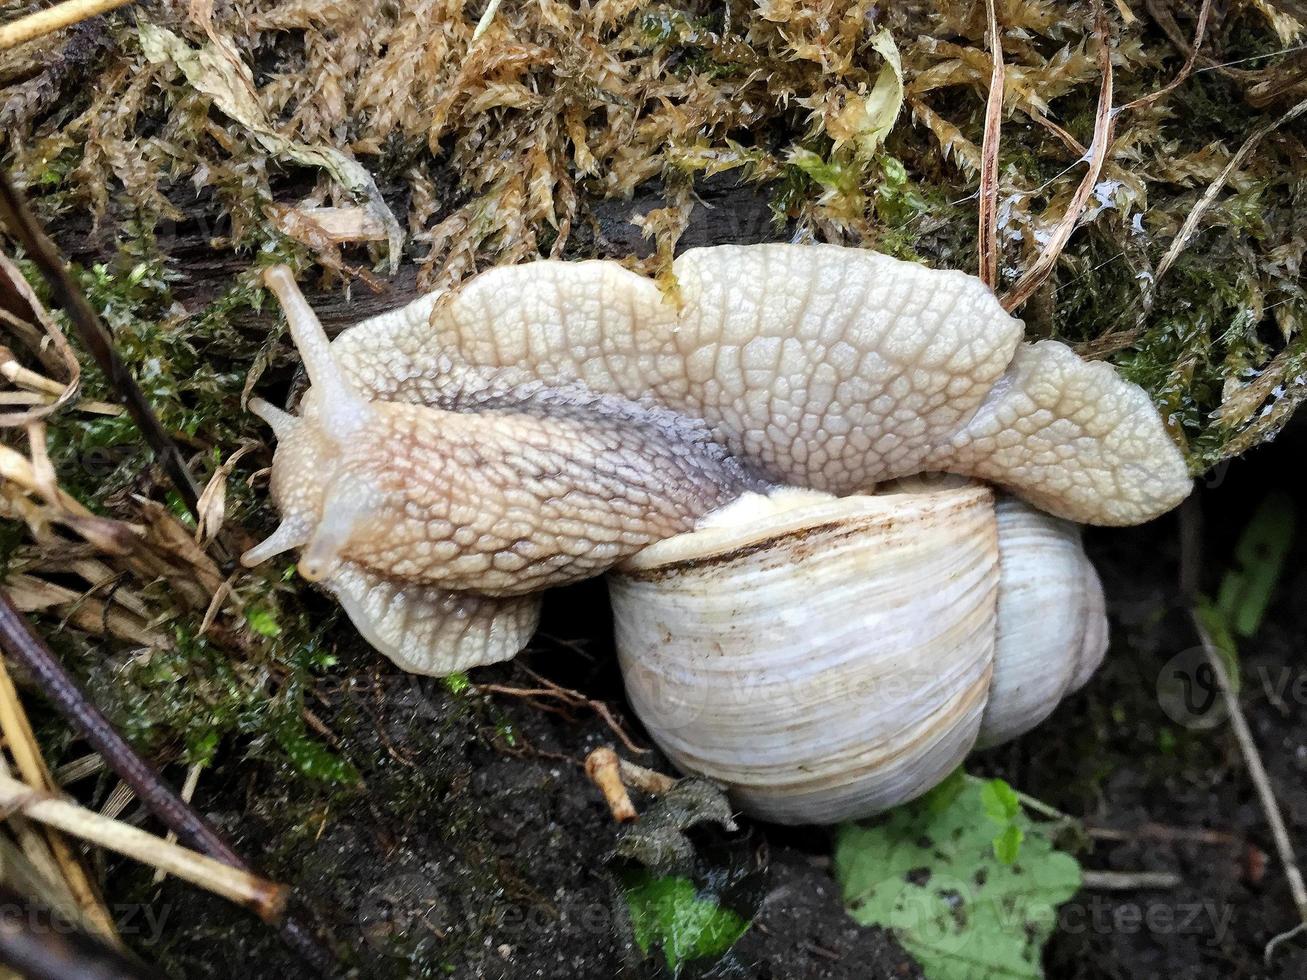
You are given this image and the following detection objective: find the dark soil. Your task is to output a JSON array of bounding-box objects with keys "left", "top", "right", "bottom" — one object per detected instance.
[
  {"left": 104, "top": 386, "right": 1307, "bottom": 980},
  {"left": 41, "top": 180, "right": 1307, "bottom": 980}
]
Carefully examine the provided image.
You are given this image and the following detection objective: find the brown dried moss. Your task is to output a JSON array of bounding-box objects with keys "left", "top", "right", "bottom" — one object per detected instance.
[{"left": 10, "top": 2, "right": 1299, "bottom": 470}]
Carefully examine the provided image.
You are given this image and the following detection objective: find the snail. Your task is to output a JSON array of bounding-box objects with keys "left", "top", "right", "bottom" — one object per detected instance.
[{"left": 242, "top": 244, "right": 1191, "bottom": 823}]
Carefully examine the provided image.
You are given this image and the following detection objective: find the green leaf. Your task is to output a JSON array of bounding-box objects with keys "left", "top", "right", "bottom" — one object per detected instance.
[
  {"left": 623, "top": 871, "right": 749, "bottom": 973},
  {"left": 443, "top": 672, "right": 471, "bottom": 695},
  {"left": 245, "top": 606, "right": 282, "bottom": 638},
  {"left": 787, "top": 148, "right": 860, "bottom": 196},
  {"left": 979, "top": 779, "right": 1021, "bottom": 823},
  {"left": 856, "top": 29, "right": 905, "bottom": 157},
  {"left": 1215, "top": 491, "right": 1295, "bottom": 638},
  {"left": 993, "top": 825, "right": 1024, "bottom": 866},
  {"left": 835, "top": 775, "right": 1081, "bottom": 980}
]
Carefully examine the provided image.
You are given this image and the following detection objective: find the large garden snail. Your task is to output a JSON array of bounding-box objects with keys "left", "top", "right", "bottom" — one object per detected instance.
[{"left": 242, "top": 244, "right": 1191, "bottom": 824}]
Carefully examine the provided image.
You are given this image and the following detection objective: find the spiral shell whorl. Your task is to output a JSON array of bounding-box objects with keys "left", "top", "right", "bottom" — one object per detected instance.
[{"left": 610, "top": 484, "right": 1109, "bottom": 825}]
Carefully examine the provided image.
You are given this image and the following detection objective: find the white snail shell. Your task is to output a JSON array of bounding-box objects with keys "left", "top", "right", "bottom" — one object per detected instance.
[{"left": 610, "top": 483, "right": 1107, "bottom": 825}]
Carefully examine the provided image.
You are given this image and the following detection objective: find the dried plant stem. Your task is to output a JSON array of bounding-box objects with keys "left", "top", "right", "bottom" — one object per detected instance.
[
  {"left": 0, "top": 592, "right": 338, "bottom": 972},
  {"left": 1179, "top": 500, "right": 1307, "bottom": 955},
  {"left": 0, "top": 168, "right": 204, "bottom": 524},
  {"left": 1150, "top": 95, "right": 1307, "bottom": 295},
  {"left": 0, "top": 657, "right": 117, "bottom": 944},
  {"left": 1087, "top": 823, "right": 1242, "bottom": 847},
  {"left": 1081, "top": 870, "right": 1183, "bottom": 891},
  {"left": 1196, "top": 618, "right": 1307, "bottom": 893},
  {"left": 585, "top": 747, "right": 637, "bottom": 823},
  {"left": 1190, "top": 614, "right": 1307, "bottom": 930},
  {"left": 0, "top": 347, "right": 119, "bottom": 416},
  {"left": 0, "top": 883, "right": 153, "bottom": 980},
  {"left": 153, "top": 762, "right": 203, "bottom": 885},
  {"left": 472, "top": 0, "right": 504, "bottom": 41},
  {"left": 0, "top": 771, "right": 287, "bottom": 921},
  {"left": 617, "top": 758, "right": 678, "bottom": 796},
  {"left": 977, "top": 0, "right": 1004, "bottom": 290},
  {"left": 0, "top": 0, "right": 133, "bottom": 50},
  {"left": 1000, "top": 0, "right": 1114, "bottom": 312},
  {"left": 0, "top": 252, "right": 81, "bottom": 426},
  {"left": 1120, "top": 0, "right": 1212, "bottom": 112},
  {"left": 0, "top": 756, "right": 79, "bottom": 921}
]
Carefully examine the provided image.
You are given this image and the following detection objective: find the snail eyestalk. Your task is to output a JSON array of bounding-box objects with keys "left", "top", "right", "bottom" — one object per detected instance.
[
  {"left": 248, "top": 397, "right": 298, "bottom": 441},
  {"left": 262, "top": 264, "right": 373, "bottom": 439},
  {"left": 240, "top": 514, "right": 312, "bottom": 568}
]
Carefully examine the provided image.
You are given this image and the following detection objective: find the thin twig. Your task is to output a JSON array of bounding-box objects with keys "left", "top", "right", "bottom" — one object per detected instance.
[
  {"left": 479, "top": 664, "right": 649, "bottom": 754},
  {"left": 1178, "top": 498, "right": 1307, "bottom": 951},
  {"left": 977, "top": 0, "right": 1004, "bottom": 290},
  {"left": 0, "top": 0, "right": 133, "bottom": 50},
  {"left": 1120, "top": 0, "right": 1212, "bottom": 112},
  {"left": 1081, "top": 870, "right": 1183, "bottom": 891},
  {"left": 1086, "top": 822, "right": 1243, "bottom": 847},
  {"left": 585, "top": 747, "right": 637, "bottom": 823},
  {"left": 0, "top": 772, "right": 288, "bottom": 921},
  {"left": 0, "top": 591, "right": 339, "bottom": 973},
  {"left": 1149, "top": 95, "right": 1307, "bottom": 297},
  {"left": 1000, "top": 0, "right": 1114, "bottom": 312},
  {"left": 0, "top": 168, "right": 205, "bottom": 524}
]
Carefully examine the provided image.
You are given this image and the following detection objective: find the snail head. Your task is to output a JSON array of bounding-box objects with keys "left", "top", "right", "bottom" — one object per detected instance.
[{"left": 241, "top": 266, "right": 752, "bottom": 595}]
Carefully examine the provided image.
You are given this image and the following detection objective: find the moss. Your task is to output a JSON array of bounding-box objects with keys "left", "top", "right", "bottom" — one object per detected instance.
[{"left": 3, "top": 3, "right": 1307, "bottom": 970}]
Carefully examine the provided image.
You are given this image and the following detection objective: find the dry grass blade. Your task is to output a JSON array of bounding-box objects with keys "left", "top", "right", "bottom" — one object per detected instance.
[
  {"left": 1122, "top": 0, "right": 1212, "bottom": 112},
  {"left": 1151, "top": 95, "right": 1307, "bottom": 292},
  {"left": 0, "top": 0, "right": 133, "bottom": 50},
  {"left": 0, "top": 252, "right": 80, "bottom": 427},
  {"left": 0, "top": 169, "right": 206, "bottom": 526},
  {"left": 0, "top": 594, "right": 340, "bottom": 971},
  {"left": 0, "top": 881, "right": 154, "bottom": 980},
  {"left": 1001, "top": 0, "right": 1114, "bottom": 312},
  {"left": 0, "top": 771, "right": 289, "bottom": 922},
  {"left": 977, "top": 0, "right": 1004, "bottom": 290},
  {"left": 472, "top": 0, "right": 505, "bottom": 41},
  {"left": 0, "top": 657, "right": 118, "bottom": 943},
  {"left": 1178, "top": 500, "right": 1307, "bottom": 958},
  {"left": 154, "top": 762, "right": 204, "bottom": 885}
]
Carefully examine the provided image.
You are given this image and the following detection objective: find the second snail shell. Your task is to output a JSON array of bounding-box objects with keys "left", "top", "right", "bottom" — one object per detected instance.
[{"left": 610, "top": 481, "right": 1106, "bottom": 825}]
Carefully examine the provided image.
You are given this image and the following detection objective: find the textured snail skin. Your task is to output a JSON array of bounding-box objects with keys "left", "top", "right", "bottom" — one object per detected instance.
[
  {"left": 331, "top": 244, "right": 1191, "bottom": 526},
  {"left": 245, "top": 265, "right": 763, "bottom": 672},
  {"left": 246, "top": 245, "right": 1192, "bottom": 675}
]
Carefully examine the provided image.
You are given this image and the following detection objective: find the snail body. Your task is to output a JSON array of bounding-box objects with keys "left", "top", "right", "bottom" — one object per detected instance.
[{"left": 243, "top": 244, "right": 1190, "bottom": 821}]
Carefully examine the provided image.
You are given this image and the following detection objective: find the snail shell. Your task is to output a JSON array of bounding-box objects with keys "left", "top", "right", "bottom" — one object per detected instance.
[{"left": 609, "top": 483, "right": 1107, "bottom": 825}]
